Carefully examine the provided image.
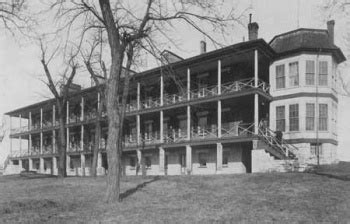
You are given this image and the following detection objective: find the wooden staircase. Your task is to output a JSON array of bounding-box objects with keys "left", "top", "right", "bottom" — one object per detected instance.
[{"left": 257, "top": 127, "right": 298, "bottom": 160}]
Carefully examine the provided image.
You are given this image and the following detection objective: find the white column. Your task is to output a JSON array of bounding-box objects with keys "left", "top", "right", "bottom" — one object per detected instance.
[
  {"left": 29, "top": 111, "right": 32, "bottom": 130},
  {"left": 9, "top": 117, "right": 12, "bottom": 156},
  {"left": 160, "top": 111, "right": 164, "bottom": 143},
  {"left": 29, "top": 134, "right": 32, "bottom": 154},
  {"left": 66, "top": 155, "right": 70, "bottom": 175},
  {"left": 80, "top": 153, "right": 85, "bottom": 176},
  {"left": 218, "top": 60, "right": 222, "bottom": 94},
  {"left": 216, "top": 143, "right": 223, "bottom": 171},
  {"left": 254, "top": 49, "right": 258, "bottom": 88},
  {"left": 28, "top": 158, "right": 33, "bottom": 171},
  {"left": 159, "top": 147, "right": 165, "bottom": 175},
  {"left": 137, "top": 115, "right": 141, "bottom": 144},
  {"left": 52, "top": 130, "right": 55, "bottom": 153},
  {"left": 66, "top": 127, "right": 69, "bottom": 152},
  {"left": 218, "top": 100, "right": 222, "bottom": 138},
  {"left": 137, "top": 82, "right": 141, "bottom": 110},
  {"left": 19, "top": 114, "right": 22, "bottom": 131},
  {"left": 19, "top": 159, "right": 23, "bottom": 171},
  {"left": 80, "top": 125, "right": 84, "bottom": 151},
  {"left": 40, "top": 157, "right": 44, "bottom": 173},
  {"left": 66, "top": 101, "right": 69, "bottom": 124},
  {"left": 40, "top": 108, "right": 43, "bottom": 129},
  {"left": 81, "top": 97, "right": 84, "bottom": 121},
  {"left": 97, "top": 92, "right": 101, "bottom": 110},
  {"left": 186, "top": 145, "right": 192, "bottom": 174},
  {"left": 40, "top": 108, "right": 43, "bottom": 154},
  {"left": 187, "top": 106, "right": 191, "bottom": 140},
  {"left": 97, "top": 152, "right": 105, "bottom": 176},
  {"left": 52, "top": 157, "right": 57, "bottom": 175},
  {"left": 19, "top": 114, "right": 22, "bottom": 155},
  {"left": 52, "top": 105, "right": 55, "bottom": 126},
  {"left": 137, "top": 149, "right": 142, "bottom": 175},
  {"left": 254, "top": 94, "right": 259, "bottom": 135},
  {"left": 40, "top": 132, "right": 43, "bottom": 154},
  {"left": 187, "top": 68, "right": 191, "bottom": 100},
  {"left": 160, "top": 74, "right": 164, "bottom": 106}
]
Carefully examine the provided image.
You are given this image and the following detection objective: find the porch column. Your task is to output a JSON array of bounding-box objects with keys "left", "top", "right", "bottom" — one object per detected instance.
[
  {"left": 137, "top": 149, "right": 142, "bottom": 175},
  {"left": 159, "top": 147, "right": 165, "bottom": 175},
  {"left": 186, "top": 145, "right": 192, "bottom": 174},
  {"left": 40, "top": 108, "right": 43, "bottom": 128},
  {"left": 218, "top": 100, "right": 222, "bottom": 138},
  {"left": 52, "top": 131, "right": 56, "bottom": 153},
  {"left": 40, "top": 108, "right": 43, "bottom": 154},
  {"left": 66, "top": 155, "right": 70, "bottom": 175},
  {"left": 66, "top": 127, "right": 69, "bottom": 152},
  {"left": 187, "top": 68, "right": 190, "bottom": 100},
  {"left": 137, "top": 82, "right": 141, "bottom": 109},
  {"left": 80, "top": 153, "right": 85, "bottom": 176},
  {"left": 218, "top": 60, "right": 221, "bottom": 94},
  {"left": 9, "top": 117, "right": 12, "bottom": 156},
  {"left": 52, "top": 157, "right": 57, "bottom": 175},
  {"left": 254, "top": 94, "right": 259, "bottom": 134},
  {"left": 254, "top": 49, "right": 258, "bottom": 87},
  {"left": 66, "top": 101, "right": 69, "bottom": 124},
  {"left": 216, "top": 143, "right": 223, "bottom": 171},
  {"left": 160, "top": 74, "right": 164, "bottom": 143},
  {"left": 28, "top": 158, "right": 33, "bottom": 171},
  {"left": 97, "top": 152, "right": 105, "bottom": 176},
  {"left": 137, "top": 115, "right": 141, "bottom": 144},
  {"left": 52, "top": 105, "right": 56, "bottom": 153},
  {"left": 19, "top": 159, "right": 23, "bottom": 171},
  {"left": 29, "top": 111, "right": 32, "bottom": 131},
  {"left": 29, "top": 134, "right": 32, "bottom": 154},
  {"left": 40, "top": 157, "right": 44, "bottom": 173},
  {"left": 81, "top": 97, "right": 84, "bottom": 121},
  {"left": 187, "top": 106, "right": 191, "bottom": 140},
  {"left": 40, "top": 132, "right": 43, "bottom": 155},
  {"left": 80, "top": 125, "right": 84, "bottom": 151},
  {"left": 19, "top": 114, "right": 22, "bottom": 155},
  {"left": 52, "top": 105, "right": 55, "bottom": 125},
  {"left": 160, "top": 111, "right": 164, "bottom": 143}
]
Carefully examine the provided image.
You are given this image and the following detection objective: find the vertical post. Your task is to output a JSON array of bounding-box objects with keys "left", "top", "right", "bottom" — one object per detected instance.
[
  {"left": 187, "top": 68, "right": 190, "bottom": 100},
  {"left": 40, "top": 157, "right": 44, "bottom": 173},
  {"left": 216, "top": 143, "right": 223, "bottom": 171},
  {"left": 97, "top": 152, "right": 105, "bottom": 176},
  {"left": 187, "top": 106, "right": 191, "bottom": 140},
  {"left": 97, "top": 92, "right": 100, "bottom": 110},
  {"left": 218, "top": 60, "right": 222, "bottom": 94},
  {"left": 81, "top": 97, "right": 84, "bottom": 121},
  {"left": 40, "top": 108, "right": 43, "bottom": 129},
  {"left": 160, "top": 111, "right": 164, "bottom": 143},
  {"left": 66, "top": 127, "right": 69, "bottom": 152},
  {"left": 186, "top": 145, "right": 192, "bottom": 174},
  {"left": 137, "top": 82, "right": 141, "bottom": 110},
  {"left": 80, "top": 153, "right": 85, "bottom": 176},
  {"left": 137, "top": 115, "right": 141, "bottom": 144},
  {"left": 254, "top": 50, "right": 258, "bottom": 88},
  {"left": 137, "top": 149, "right": 142, "bottom": 175},
  {"left": 9, "top": 116, "right": 12, "bottom": 156},
  {"left": 66, "top": 155, "right": 70, "bottom": 175},
  {"left": 40, "top": 108, "right": 43, "bottom": 154},
  {"left": 29, "top": 111, "right": 32, "bottom": 131},
  {"left": 52, "top": 157, "right": 57, "bottom": 175},
  {"left": 66, "top": 101, "right": 69, "bottom": 124},
  {"left": 28, "top": 158, "right": 33, "bottom": 171},
  {"left": 19, "top": 114, "right": 22, "bottom": 155},
  {"left": 40, "top": 132, "right": 43, "bottom": 154},
  {"left": 19, "top": 159, "right": 23, "bottom": 171},
  {"left": 19, "top": 114, "right": 22, "bottom": 131},
  {"left": 52, "top": 130, "right": 55, "bottom": 153},
  {"left": 81, "top": 125, "right": 84, "bottom": 151},
  {"left": 52, "top": 105, "right": 55, "bottom": 126},
  {"left": 159, "top": 147, "right": 165, "bottom": 175},
  {"left": 160, "top": 74, "right": 164, "bottom": 106},
  {"left": 218, "top": 100, "right": 222, "bottom": 138},
  {"left": 254, "top": 94, "right": 259, "bottom": 135},
  {"left": 29, "top": 134, "right": 32, "bottom": 155}
]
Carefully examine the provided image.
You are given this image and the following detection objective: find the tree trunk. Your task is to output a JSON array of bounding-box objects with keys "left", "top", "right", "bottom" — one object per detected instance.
[
  {"left": 57, "top": 105, "right": 67, "bottom": 178},
  {"left": 91, "top": 114, "right": 101, "bottom": 177}
]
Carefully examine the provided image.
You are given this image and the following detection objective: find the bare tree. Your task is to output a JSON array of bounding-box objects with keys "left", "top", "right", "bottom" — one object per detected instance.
[
  {"left": 0, "top": 0, "right": 31, "bottom": 35},
  {"left": 39, "top": 39, "right": 78, "bottom": 178},
  {"left": 43, "top": 0, "right": 245, "bottom": 202}
]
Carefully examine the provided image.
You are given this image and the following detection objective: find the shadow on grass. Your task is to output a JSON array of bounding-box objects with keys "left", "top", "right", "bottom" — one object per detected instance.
[
  {"left": 120, "top": 176, "right": 160, "bottom": 200},
  {"left": 312, "top": 172, "right": 350, "bottom": 181}
]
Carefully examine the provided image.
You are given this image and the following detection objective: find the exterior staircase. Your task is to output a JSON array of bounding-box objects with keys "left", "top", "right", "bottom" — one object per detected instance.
[{"left": 258, "top": 127, "right": 298, "bottom": 160}]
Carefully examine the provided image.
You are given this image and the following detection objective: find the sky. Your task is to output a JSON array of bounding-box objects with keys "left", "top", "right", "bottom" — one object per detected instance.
[{"left": 0, "top": 0, "right": 350, "bottom": 164}]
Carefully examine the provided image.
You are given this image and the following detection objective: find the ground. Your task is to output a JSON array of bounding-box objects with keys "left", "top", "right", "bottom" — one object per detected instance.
[{"left": 1, "top": 163, "right": 350, "bottom": 223}]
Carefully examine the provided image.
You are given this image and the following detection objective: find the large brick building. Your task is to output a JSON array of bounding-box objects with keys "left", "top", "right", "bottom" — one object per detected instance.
[{"left": 3, "top": 20, "right": 345, "bottom": 176}]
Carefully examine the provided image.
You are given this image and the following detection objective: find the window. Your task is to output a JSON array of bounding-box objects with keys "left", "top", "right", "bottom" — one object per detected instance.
[
  {"left": 306, "top": 60, "right": 315, "bottom": 85},
  {"left": 198, "top": 152, "right": 207, "bottom": 167},
  {"left": 145, "top": 156, "right": 152, "bottom": 169},
  {"left": 223, "top": 151, "right": 230, "bottom": 166},
  {"left": 276, "top": 65, "right": 285, "bottom": 89},
  {"left": 319, "top": 104, "right": 328, "bottom": 131},
  {"left": 319, "top": 61, "right": 328, "bottom": 86},
  {"left": 276, "top": 106, "right": 285, "bottom": 131},
  {"left": 310, "top": 143, "right": 322, "bottom": 156},
  {"left": 289, "top": 104, "right": 299, "bottom": 131},
  {"left": 306, "top": 103, "right": 315, "bottom": 131},
  {"left": 289, "top": 62, "right": 299, "bottom": 86}
]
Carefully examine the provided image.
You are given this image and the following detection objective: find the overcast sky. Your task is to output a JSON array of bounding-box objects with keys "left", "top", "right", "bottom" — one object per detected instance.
[{"left": 1, "top": 0, "right": 350, "bottom": 163}]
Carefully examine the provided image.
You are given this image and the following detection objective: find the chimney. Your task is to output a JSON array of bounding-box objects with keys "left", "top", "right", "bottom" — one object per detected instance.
[
  {"left": 200, "top": 40, "right": 206, "bottom": 54},
  {"left": 327, "top": 20, "right": 335, "bottom": 45},
  {"left": 248, "top": 14, "right": 259, "bottom": 41}
]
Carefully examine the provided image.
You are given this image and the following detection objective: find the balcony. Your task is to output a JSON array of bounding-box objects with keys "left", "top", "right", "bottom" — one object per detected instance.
[
  {"left": 11, "top": 126, "right": 29, "bottom": 134},
  {"left": 221, "top": 122, "right": 254, "bottom": 137},
  {"left": 190, "top": 85, "right": 219, "bottom": 99},
  {"left": 163, "top": 129, "right": 188, "bottom": 143},
  {"left": 191, "top": 125, "right": 218, "bottom": 140}
]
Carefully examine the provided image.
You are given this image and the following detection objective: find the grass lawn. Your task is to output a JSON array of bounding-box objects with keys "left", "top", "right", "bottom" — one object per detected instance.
[{"left": 1, "top": 163, "right": 350, "bottom": 223}]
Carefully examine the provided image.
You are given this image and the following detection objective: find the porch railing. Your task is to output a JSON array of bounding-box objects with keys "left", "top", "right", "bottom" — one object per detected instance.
[
  {"left": 190, "top": 85, "right": 219, "bottom": 99},
  {"left": 191, "top": 125, "right": 218, "bottom": 140}
]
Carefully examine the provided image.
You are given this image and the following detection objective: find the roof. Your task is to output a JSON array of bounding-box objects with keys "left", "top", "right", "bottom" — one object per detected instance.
[
  {"left": 5, "top": 39, "right": 276, "bottom": 116},
  {"left": 269, "top": 28, "right": 346, "bottom": 63}
]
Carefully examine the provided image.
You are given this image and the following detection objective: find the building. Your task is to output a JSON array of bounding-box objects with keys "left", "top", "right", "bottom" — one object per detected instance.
[{"left": 2, "top": 20, "right": 345, "bottom": 176}]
